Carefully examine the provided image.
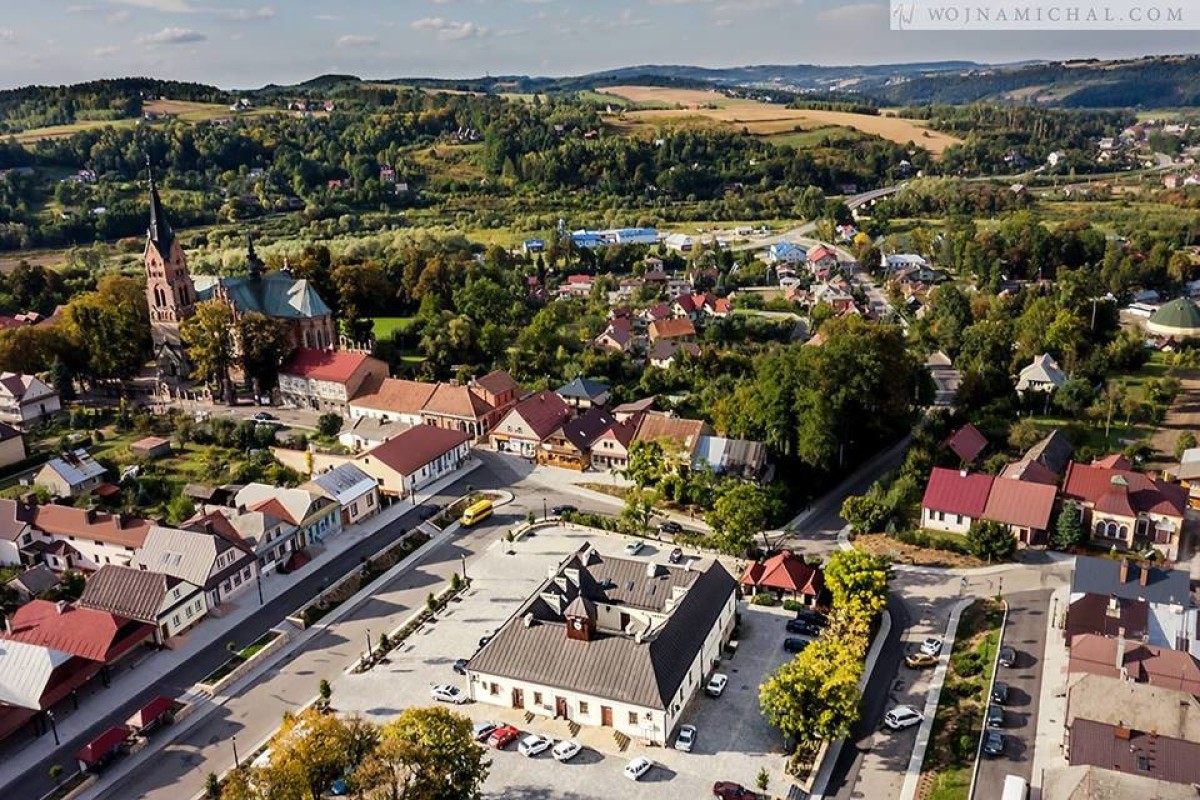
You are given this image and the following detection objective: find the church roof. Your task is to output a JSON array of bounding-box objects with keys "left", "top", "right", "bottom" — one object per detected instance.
[
  {"left": 147, "top": 174, "right": 174, "bottom": 257},
  {"left": 194, "top": 273, "right": 331, "bottom": 320}
]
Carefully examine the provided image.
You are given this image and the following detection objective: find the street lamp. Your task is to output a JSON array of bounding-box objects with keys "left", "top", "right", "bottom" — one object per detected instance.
[
  {"left": 366, "top": 629, "right": 373, "bottom": 658},
  {"left": 231, "top": 735, "right": 240, "bottom": 769},
  {"left": 46, "top": 711, "right": 59, "bottom": 746},
  {"left": 542, "top": 498, "right": 547, "bottom": 520},
  {"left": 460, "top": 554, "right": 468, "bottom": 582}
]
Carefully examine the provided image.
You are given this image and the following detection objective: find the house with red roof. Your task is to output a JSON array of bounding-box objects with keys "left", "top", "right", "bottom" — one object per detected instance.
[
  {"left": 740, "top": 550, "right": 825, "bottom": 607},
  {"left": 806, "top": 244, "right": 838, "bottom": 275},
  {"left": 416, "top": 371, "right": 521, "bottom": 440},
  {"left": 1062, "top": 457, "right": 1187, "bottom": 560},
  {"left": 491, "top": 391, "right": 573, "bottom": 458},
  {"left": 5, "top": 600, "right": 155, "bottom": 666},
  {"left": 945, "top": 423, "right": 988, "bottom": 464},
  {"left": 357, "top": 424, "right": 473, "bottom": 498},
  {"left": 279, "top": 348, "right": 388, "bottom": 414},
  {"left": 921, "top": 467, "right": 994, "bottom": 534},
  {"left": 982, "top": 476, "right": 1058, "bottom": 545},
  {"left": 648, "top": 317, "right": 697, "bottom": 343}
]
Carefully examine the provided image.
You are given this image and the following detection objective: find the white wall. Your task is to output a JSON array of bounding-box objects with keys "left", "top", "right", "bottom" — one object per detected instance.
[{"left": 922, "top": 507, "right": 973, "bottom": 534}]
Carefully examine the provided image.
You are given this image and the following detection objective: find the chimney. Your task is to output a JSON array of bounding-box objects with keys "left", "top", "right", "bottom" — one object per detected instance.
[
  {"left": 3, "top": 615, "right": 10, "bottom": 635},
  {"left": 117, "top": 512, "right": 128, "bottom": 529},
  {"left": 960, "top": 468, "right": 968, "bottom": 478},
  {"left": 85, "top": 507, "right": 97, "bottom": 524},
  {"left": 1116, "top": 626, "right": 1126, "bottom": 671},
  {"left": 1139, "top": 564, "right": 1149, "bottom": 587},
  {"left": 55, "top": 600, "right": 68, "bottom": 615},
  {"left": 1119, "top": 558, "right": 1130, "bottom": 584}
]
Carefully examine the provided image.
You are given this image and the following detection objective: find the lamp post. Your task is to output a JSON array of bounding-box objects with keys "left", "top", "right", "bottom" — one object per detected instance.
[
  {"left": 542, "top": 498, "right": 547, "bottom": 521},
  {"left": 46, "top": 711, "right": 59, "bottom": 746},
  {"left": 366, "top": 629, "right": 372, "bottom": 658},
  {"left": 231, "top": 735, "right": 240, "bottom": 769},
  {"left": 255, "top": 567, "right": 264, "bottom": 606},
  {"left": 460, "top": 554, "right": 468, "bottom": 582}
]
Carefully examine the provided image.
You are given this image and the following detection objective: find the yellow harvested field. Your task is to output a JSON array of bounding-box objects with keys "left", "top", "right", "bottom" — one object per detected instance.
[{"left": 598, "top": 85, "right": 962, "bottom": 156}]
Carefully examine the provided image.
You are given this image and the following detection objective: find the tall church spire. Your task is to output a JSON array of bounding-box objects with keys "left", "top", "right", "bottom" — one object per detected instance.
[{"left": 147, "top": 158, "right": 174, "bottom": 256}]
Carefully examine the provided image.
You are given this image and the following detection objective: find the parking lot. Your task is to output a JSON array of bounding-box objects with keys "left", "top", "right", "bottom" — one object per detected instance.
[{"left": 334, "top": 524, "right": 794, "bottom": 799}]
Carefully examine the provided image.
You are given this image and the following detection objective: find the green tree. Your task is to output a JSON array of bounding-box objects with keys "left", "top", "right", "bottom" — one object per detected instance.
[
  {"left": 205, "top": 772, "right": 221, "bottom": 800},
  {"left": 1175, "top": 431, "right": 1197, "bottom": 461},
  {"left": 1053, "top": 501, "right": 1084, "bottom": 550},
  {"left": 824, "top": 549, "right": 890, "bottom": 621},
  {"left": 353, "top": 706, "right": 489, "bottom": 800},
  {"left": 166, "top": 494, "right": 196, "bottom": 525},
  {"left": 706, "top": 482, "right": 771, "bottom": 554},
  {"left": 318, "top": 679, "right": 332, "bottom": 704},
  {"left": 61, "top": 275, "right": 152, "bottom": 381},
  {"left": 317, "top": 413, "right": 343, "bottom": 438},
  {"left": 620, "top": 487, "right": 657, "bottom": 536},
  {"left": 760, "top": 636, "right": 863, "bottom": 742},
  {"left": 238, "top": 312, "right": 291, "bottom": 396},
  {"left": 182, "top": 301, "right": 236, "bottom": 403},
  {"left": 624, "top": 439, "right": 669, "bottom": 489},
  {"left": 967, "top": 520, "right": 1017, "bottom": 563},
  {"left": 840, "top": 493, "right": 891, "bottom": 535}
]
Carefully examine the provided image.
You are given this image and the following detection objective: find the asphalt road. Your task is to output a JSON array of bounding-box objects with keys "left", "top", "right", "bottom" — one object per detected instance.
[
  {"left": 973, "top": 589, "right": 1052, "bottom": 800},
  {"left": 3, "top": 455, "right": 595, "bottom": 800}
]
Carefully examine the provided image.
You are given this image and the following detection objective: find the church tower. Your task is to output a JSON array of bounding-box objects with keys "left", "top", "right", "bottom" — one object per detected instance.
[{"left": 143, "top": 169, "right": 197, "bottom": 380}]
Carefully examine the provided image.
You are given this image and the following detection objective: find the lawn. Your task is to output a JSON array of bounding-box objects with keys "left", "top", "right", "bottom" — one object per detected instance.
[
  {"left": 369, "top": 316, "right": 418, "bottom": 340},
  {"left": 920, "top": 598, "right": 1005, "bottom": 800}
]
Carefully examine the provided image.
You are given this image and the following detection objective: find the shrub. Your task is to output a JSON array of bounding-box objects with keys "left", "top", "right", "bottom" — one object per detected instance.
[
  {"left": 749, "top": 593, "right": 778, "bottom": 607},
  {"left": 782, "top": 599, "right": 805, "bottom": 613}
]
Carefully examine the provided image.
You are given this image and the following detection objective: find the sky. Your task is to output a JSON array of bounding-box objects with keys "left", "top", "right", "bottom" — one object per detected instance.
[{"left": 0, "top": 0, "right": 1198, "bottom": 90}]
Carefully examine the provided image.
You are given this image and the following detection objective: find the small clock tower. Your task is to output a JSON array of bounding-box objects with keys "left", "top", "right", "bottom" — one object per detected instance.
[{"left": 564, "top": 595, "right": 595, "bottom": 642}]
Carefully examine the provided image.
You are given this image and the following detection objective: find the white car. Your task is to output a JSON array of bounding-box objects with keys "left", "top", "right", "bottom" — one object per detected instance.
[
  {"left": 552, "top": 739, "right": 582, "bottom": 762},
  {"left": 624, "top": 756, "right": 653, "bottom": 781},
  {"left": 624, "top": 540, "right": 645, "bottom": 556},
  {"left": 518, "top": 734, "right": 552, "bottom": 757},
  {"left": 883, "top": 705, "right": 923, "bottom": 731},
  {"left": 430, "top": 684, "right": 467, "bottom": 704},
  {"left": 706, "top": 673, "right": 729, "bottom": 697},
  {"left": 675, "top": 724, "right": 697, "bottom": 752},
  {"left": 919, "top": 637, "right": 943, "bottom": 657}
]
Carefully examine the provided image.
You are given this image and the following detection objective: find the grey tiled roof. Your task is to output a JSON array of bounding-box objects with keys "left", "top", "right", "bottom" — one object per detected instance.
[
  {"left": 468, "top": 546, "right": 736, "bottom": 710},
  {"left": 79, "top": 565, "right": 183, "bottom": 623},
  {"left": 1071, "top": 556, "right": 1191, "bottom": 606}
]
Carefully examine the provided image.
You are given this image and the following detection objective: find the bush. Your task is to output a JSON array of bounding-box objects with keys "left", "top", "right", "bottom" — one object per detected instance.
[
  {"left": 749, "top": 593, "right": 778, "bottom": 607},
  {"left": 782, "top": 599, "right": 805, "bottom": 613}
]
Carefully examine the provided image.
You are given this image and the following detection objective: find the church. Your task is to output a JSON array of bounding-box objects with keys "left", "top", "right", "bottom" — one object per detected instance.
[{"left": 143, "top": 175, "right": 336, "bottom": 382}]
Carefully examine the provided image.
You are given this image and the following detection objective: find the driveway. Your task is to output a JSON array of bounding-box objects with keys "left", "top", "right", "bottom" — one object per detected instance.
[
  {"left": 973, "top": 589, "right": 1052, "bottom": 800},
  {"left": 334, "top": 525, "right": 792, "bottom": 799}
]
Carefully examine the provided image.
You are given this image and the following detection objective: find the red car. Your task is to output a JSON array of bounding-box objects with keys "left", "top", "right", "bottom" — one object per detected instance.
[
  {"left": 713, "top": 782, "right": 757, "bottom": 800},
  {"left": 487, "top": 724, "right": 521, "bottom": 749}
]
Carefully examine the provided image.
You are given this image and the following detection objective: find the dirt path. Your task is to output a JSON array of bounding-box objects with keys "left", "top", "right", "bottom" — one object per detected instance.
[{"left": 1149, "top": 369, "right": 1200, "bottom": 467}]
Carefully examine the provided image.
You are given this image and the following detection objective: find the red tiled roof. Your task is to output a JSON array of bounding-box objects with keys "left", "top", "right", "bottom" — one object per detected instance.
[
  {"left": 251, "top": 497, "right": 298, "bottom": 525},
  {"left": 649, "top": 318, "right": 696, "bottom": 340},
  {"left": 31, "top": 506, "right": 152, "bottom": 550},
  {"left": 922, "top": 468, "right": 993, "bottom": 517},
  {"left": 740, "top": 550, "right": 824, "bottom": 597},
  {"left": 421, "top": 383, "right": 495, "bottom": 420},
  {"left": 362, "top": 424, "right": 472, "bottom": 477},
  {"left": 283, "top": 348, "right": 376, "bottom": 383},
  {"left": 807, "top": 244, "right": 836, "bottom": 262},
  {"left": 945, "top": 423, "right": 988, "bottom": 464},
  {"left": 1062, "top": 461, "right": 1185, "bottom": 518},
  {"left": 350, "top": 376, "right": 437, "bottom": 416},
  {"left": 674, "top": 294, "right": 703, "bottom": 314},
  {"left": 1093, "top": 454, "right": 1132, "bottom": 470},
  {"left": 983, "top": 478, "right": 1057, "bottom": 530},
  {"left": 506, "top": 391, "right": 573, "bottom": 440},
  {"left": 1069, "top": 633, "right": 1200, "bottom": 694},
  {"left": 6, "top": 601, "right": 153, "bottom": 663},
  {"left": 473, "top": 370, "right": 519, "bottom": 397}
]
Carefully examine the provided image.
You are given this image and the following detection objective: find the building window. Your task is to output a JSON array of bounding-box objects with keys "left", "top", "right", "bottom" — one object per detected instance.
[
  {"left": 173, "top": 614, "right": 180, "bottom": 626},
  {"left": 489, "top": 683, "right": 500, "bottom": 696},
  {"left": 185, "top": 606, "right": 193, "bottom": 619},
  {"left": 627, "top": 711, "right": 638, "bottom": 725},
  {"left": 578, "top": 701, "right": 589, "bottom": 714},
  {"left": 533, "top": 692, "right": 543, "bottom": 705}
]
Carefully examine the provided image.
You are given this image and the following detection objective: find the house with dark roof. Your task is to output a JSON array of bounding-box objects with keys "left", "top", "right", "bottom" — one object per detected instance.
[
  {"left": 555, "top": 378, "right": 610, "bottom": 411},
  {"left": 491, "top": 391, "right": 574, "bottom": 459},
  {"left": 589, "top": 418, "right": 637, "bottom": 472},
  {"left": 79, "top": 565, "right": 205, "bottom": 642},
  {"left": 539, "top": 408, "right": 620, "bottom": 471},
  {"left": 466, "top": 543, "right": 737, "bottom": 745},
  {"left": 278, "top": 349, "right": 389, "bottom": 415},
  {"left": 357, "top": 424, "right": 472, "bottom": 498},
  {"left": 647, "top": 338, "right": 701, "bottom": 369},
  {"left": 187, "top": 505, "right": 297, "bottom": 577},
  {"left": 1068, "top": 557, "right": 1197, "bottom": 654},
  {"left": 4, "top": 565, "right": 59, "bottom": 601},
  {"left": 740, "top": 550, "right": 824, "bottom": 606},
  {"left": 1062, "top": 457, "right": 1186, "bottom": 560}
]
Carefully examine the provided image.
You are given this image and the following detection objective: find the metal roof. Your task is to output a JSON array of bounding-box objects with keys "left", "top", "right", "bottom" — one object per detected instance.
[
  {"left": 309, "top": 463, "right": 377, "bottom": 505},
  {"left": 0, "top": 640, "right": 71, "bottom": 709}
]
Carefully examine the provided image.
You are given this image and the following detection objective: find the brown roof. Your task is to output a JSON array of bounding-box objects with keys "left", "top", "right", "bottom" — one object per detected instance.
[
  {"left": 6, "top": 600, "right": 154, "bottom": 663},
  {"left": 507, "top": 391, "right": 573, "bottom": 440},
  {"left": 31, "top": 506, "right": 152, "bottom": 550},
  {"left": 1069, "top": 717, "right": 1200, "bottom": 786},
  {"left": 351, "top": 376, "right": 436, "bottom": 416},
  {"left": 999, "top": 459, "right": 1059, "bottom": 485},
  {"left": 1069, "top": 633, "right": 1200, "bottom": 694},
  {"left": 983, "top": 477, "right": 1057, "bottom": 530},
  {"left": 633, "top": 412, "right": 710, "bottom": 457},
  {"left": 473, "top": 370, "right": 519, "bottom": 397},
  {"left": 1063, "top": 461, "right": 1186, "bottom": 518},
  {"left": 562, "top": 408, "right": 620, "bottom": 451},
  {"left": 0, "top": 498, "right": 35, "bottom": 543},
  {"left": 945, "top": 423, "right": 988, "bottom": 463},
  {"left": 78, "top": 565, "right": 184, "bottom": 623},
  {"left": 361, "top": 424, "right": 471, "bottom": 477},
  {"left": 421, "top": 383, "right": 495, "bottom": 421},
  {"left": 648, "top": 318, "right": 696, "bottom": 340},
  {"left": 1066, "top": 594, "right": 1148, "bottom": 643}
]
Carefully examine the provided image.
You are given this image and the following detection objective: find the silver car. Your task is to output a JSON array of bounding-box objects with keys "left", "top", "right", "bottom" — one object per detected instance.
[{"left": 675, "top": 724, "right": 697, "bottom": 752}]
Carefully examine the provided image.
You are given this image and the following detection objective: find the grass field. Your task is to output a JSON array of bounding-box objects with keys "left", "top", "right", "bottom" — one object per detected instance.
[
  {"left": 370, "top": 317, "right": 418, "bottom": 340},
  {"left": 597, "top": 85, "right": 962, "bottom": 156},
  {"left": 10, "top": 99, "right": 277, "bottom": 143}
]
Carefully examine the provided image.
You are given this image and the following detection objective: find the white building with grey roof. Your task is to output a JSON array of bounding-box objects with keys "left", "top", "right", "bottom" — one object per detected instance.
[{"left": 466, "top": 543, "right": 737, "bottom": 745}]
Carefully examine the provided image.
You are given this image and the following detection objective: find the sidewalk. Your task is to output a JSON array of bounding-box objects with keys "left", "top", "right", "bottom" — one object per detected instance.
[
  {"left": 0, "top": 459, "right": 480, "bottom": 790},
  {"left": 524, "top": 463, "right": 714, "bottom": 532},
  {"left": 1029, "top": 585, "right": 1070, "bottom": 799}
]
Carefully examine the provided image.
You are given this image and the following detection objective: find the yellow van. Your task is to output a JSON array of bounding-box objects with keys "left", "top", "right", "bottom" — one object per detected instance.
[{"left": 460, "top": 498, "right": 494, "bottom": 527}]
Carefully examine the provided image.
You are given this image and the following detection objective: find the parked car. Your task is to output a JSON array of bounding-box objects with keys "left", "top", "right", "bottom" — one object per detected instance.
[
  {"left": 991, "top": 682, "right": 1010, "bottom": 705},
  {"left": 430, "top": 684, "right": 467, "bottom": 704},
  {"left": 551, "top": 504, "right": 577, "bottom": 516},
  {"left": 518, "top": 734, "right": 552, "bottom": 757},
  {"left": 905, "top": 652, "right": 938, "bottom": 669},
  {"left": 883, "top": 705, "right": 923, "bottom": 731},
  {"left": 983, "top": 730, "right": 1006, "bottom": 757},
  {"left": 659, "top": 521, "right": 683, "bottom": 535},
  {"left": 624, "top": 540, "right": 645, "bottom": 556},
  {"left": 552, "top": 739, "right": 582, "bottom": 762},
  {"left": 794, "top": 610, "right": 828, "bottom": 627},
  {"left": 998, "top": 646, "right": 1017, "bottom": 668},
  {"left": 472, "top": 721, "right": 498, "bottom": 742},
  {"left": 920, "top": 637, "right": 943, "bottom": 656},
  {"left": 487, "top": 724, "right": 520, "bottom": 749},
  {"left": 986, "top": 704, "right": 1005, "bottom": 729},
  {"left": 675, "top": 724, "right": 697, "bottom": 752},
  {"left": 786, "top": 619, "right": 822, "bottom": 636},
  {"left": 669, "top": 547, "right": 684, "bottom": 564},
  {"left": 705, "top": 673, "right": 728, "bottom": 697},
  {"left": 452, "top": 658, "right": 469, "bottom": 675},
  {"left": 784, "top": 637, "right": 810, "bottom": 653},
  {"left": 251, "top": 411, "right": 278, "bottom": 423},
  {"left": 624, "top": 756, "right": 653, "bottom": 781},
  {"left": 713, "top": 782, "right": 758, "bottom": 800}
]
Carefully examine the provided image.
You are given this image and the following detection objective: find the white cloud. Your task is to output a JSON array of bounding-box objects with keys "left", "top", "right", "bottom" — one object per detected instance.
[
  {"left": 108, "top": 9, "right": 132, "bottom": 22},
  {"left": 91, "top": 45, "right": 120, "bottom": 56},
  {"left": 0, "top": 28, "right": 14, "bottom": 43},
  {"left": 817, "top": 2, "right": 886, "bottom": 24},
  {"left": 137, "top": 26, "right": 206, "bottom": 44},
  {"left": 336, "top": 34, "right": 379, "bottom": 47},
  {"left": 314, "top": 14, "right": 342, "bottom": 21},
  {"left": 109, "top": 0, "right": 194, "bottom": 10},
  {"left": 221, "top": 6, "right": 275, "bottom": 21},
  {"left": 411, "top": 16, "right": 488, "bottom": 40}
]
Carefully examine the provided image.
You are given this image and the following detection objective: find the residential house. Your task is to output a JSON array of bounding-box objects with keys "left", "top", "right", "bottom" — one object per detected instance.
[
  {"left": 806, "top": 244, "right": 838, "bottom": 275},
  {"left": 613, "top": 397, "right": 656, "bottom": 426},
  {"left": 1017, "top": 353, "right": 1068, "bottom": 395},
  {"left": 466, "top": 543, "right": 737, "bottom": 746},
  {"left": 593, "top": 325, "right": 634, "bottom": 353},
  {"left": 1068, "top": 633, "right": 1200, "bottom": 695},
  {"left": 278, "top": 349, "right": 389, "bottom": 414},
  {"left": 1061, "top": 457, "right": 1186, "bottom": 560},
  {"left": 559, "top": 274, "right": 595, "bottom": 299},
  {"left": 190, "top": 506, "right": 297, "bottom": 577},
  {"left": 4, "top": 565, "right": 59, "bottom": 601},
  {"left": 920, "top": 468, "right": 993, "bottom": 534},
  {"left": 633, "top": 412, "right": 712, "bottom": 461},
  {"left": 945, "top": 423, "right": 988, "bottom": 464},
  {"left": 589, "top": 419, "right": 637, "bottom": 472},
  {"left": 1010, "top": 430, "right": 1075, "bottom": 480},
  {"left": 765, "top": 243, "right": 806, "bottom": 265},
  {"left": 306, "top": 463, "right": 380, "bottom": 526},
  {"left": 356, "top": 424, "right": 472, "bottom": 498},
  {"left": 692, "top": 436, "right": 771, "bottom": 482},
  {"left": 0, "top": 422, "right": 25, "bottom": 470},
  {"left": 0, "top": 498, "right": 36, "bottom": 566},
  {"left": 665, "top": 278, "right": 692, "bottom": 300},
  {"left": 336, "top": 415, "right": 408, "bottom": 451},
  {"left": 981, "top": 476, "right": 1058, "bottom": 545},
  {"left": 882, "top": 253, "right": 929, "bottom": 272},
  {"left": 78, "top": 564, "right": 205, "bottom": 642},
  {"left": 671, "top": 293, "right": 706, "bottom": 323},
  {"left": 5, "top": 600, "right": 154, "bottom": 669},
  {"left": 0, "top": 372, "right": 61, "bottom": 431},
  {"left": 663, "top": 233, "right": 694, "bottom": 252},
  {"left": 491, "top": 391, "right": 573, "bottom": 458},
  {"left": 740, "top": 550, "right": 824, "bottom": 607},
  {"left": 348, "top": 377, "right": 436, "bottom": 426},
  {"left": 648, "top": 318, "right": 696, "bottom": 344},
  {"left": 418, "top": 373, "right": 517, "bottom": 439},
  {"left": 647, "top": 339, "right": 701, "bottom": 369},
  {"left": 130, "top": 437, "right": 171, "bottom": 460},
  {"left": 1066, "top": 556, "right": 1195, "bottom": 652},
  {"left": 703, "top": 295, "right": 732, "bottom": 318},
  {"left": 1042, "top": 764, "right": 1197, "bottom": 800},
  {"left": 556, "top": 378, "right": 610, "bottom": 410},
  {"left": 233, "top": 483, "right": 341, "bottom": 552},
  {"left": 539, "top": 408, "right": 619, "bottom": 471},
  {"left": 132, "top": 524, "right": 258, "bottom": 609},
  {"left": 34, "top": 449, "right": 106, "bottom": 499},
  {"left": 26, "top": 506, "right": 153, "bottom": 573}
]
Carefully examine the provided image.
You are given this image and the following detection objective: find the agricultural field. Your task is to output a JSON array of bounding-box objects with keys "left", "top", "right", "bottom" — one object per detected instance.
[
  {"left": 597, "top": 85, "right": 962, "bottom": 156},
  {"left": 8, "top": 98, "right": 278, "bottom": 143}
]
